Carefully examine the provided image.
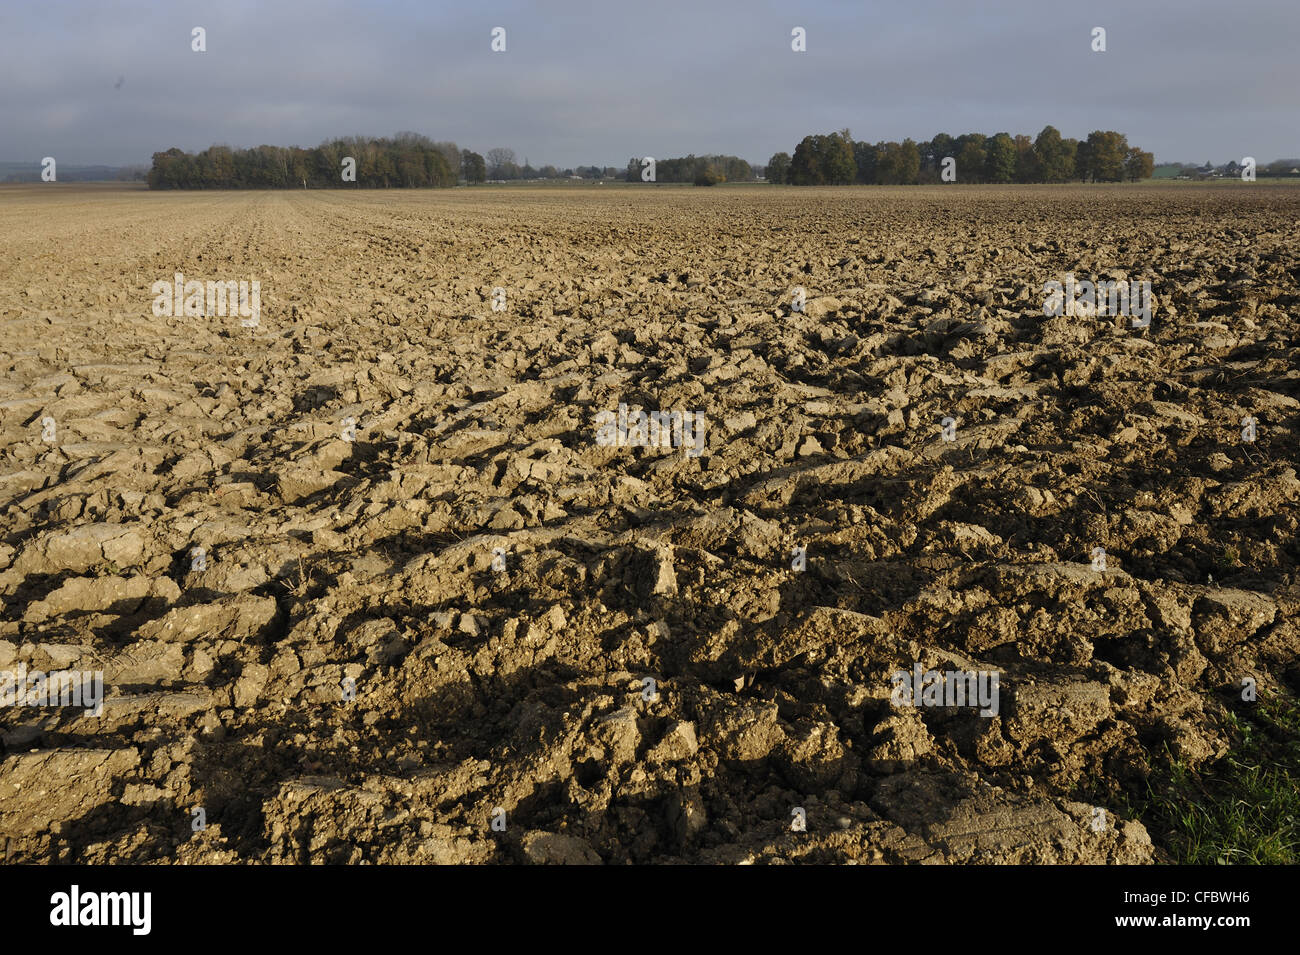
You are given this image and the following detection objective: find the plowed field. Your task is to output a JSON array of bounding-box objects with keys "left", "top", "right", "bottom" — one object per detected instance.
[{"left": 1, "top": 182, "right": 1297, "bottom": 863}]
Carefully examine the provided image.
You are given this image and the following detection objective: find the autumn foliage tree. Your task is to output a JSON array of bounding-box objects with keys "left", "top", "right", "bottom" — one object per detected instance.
[
  {"left": 1078, "top": 130, "right": 1130, "bottom": 182},
  {"left": 765, "top": 152, "right": 791, "bottom": 184},
  {"left": 1124, "top": 147, "right": 1155, "bottom": 182}
]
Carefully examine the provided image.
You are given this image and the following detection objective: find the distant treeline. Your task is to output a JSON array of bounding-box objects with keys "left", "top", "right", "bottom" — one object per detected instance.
[
  {"left": 1155, "top": 159, "right": 1300, "bottom": 179},
  {"left": 623, "top": 154, "right": 757, "bottom": 185},
  {"left": 765, "top": 127, "right": 1155, "bottom": 185},
  {"left": 479, "top": 147, "right": 620, "bottom": 181},
  {"left": 147, "top": 136, "right": 636, "bottom": 188},
  {"left": 1, "top": 162, "right": 146, "bottom": 183},
  {"left": 148, "top": 134, "right": 464, "bottom": 189}
]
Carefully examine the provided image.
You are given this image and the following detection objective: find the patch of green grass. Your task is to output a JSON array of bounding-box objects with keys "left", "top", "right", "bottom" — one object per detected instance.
[{"left": 1139, "top": 692, "right": 1300, "bottom": 864}]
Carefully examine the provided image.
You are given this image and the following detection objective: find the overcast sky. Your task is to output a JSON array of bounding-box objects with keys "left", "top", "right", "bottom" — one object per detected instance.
[{"left": 3, "top": 0, "right": 1296, "bottom": 168}]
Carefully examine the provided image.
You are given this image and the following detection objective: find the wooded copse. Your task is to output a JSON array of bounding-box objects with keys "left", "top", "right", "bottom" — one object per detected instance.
[
  {"left": 767, "top": 127, "right": 1155, "bottom": 185},
  {"left": 146, "top": 136, "right": 622, "bottom": 188},
  {"left": 148, "top": 134, "right": 467, "bottom": 189}
]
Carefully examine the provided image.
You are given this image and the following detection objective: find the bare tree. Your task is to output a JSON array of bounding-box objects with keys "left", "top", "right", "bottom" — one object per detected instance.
[{"left": 486, "top": 147, "right": 517, "bottom": 179}]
